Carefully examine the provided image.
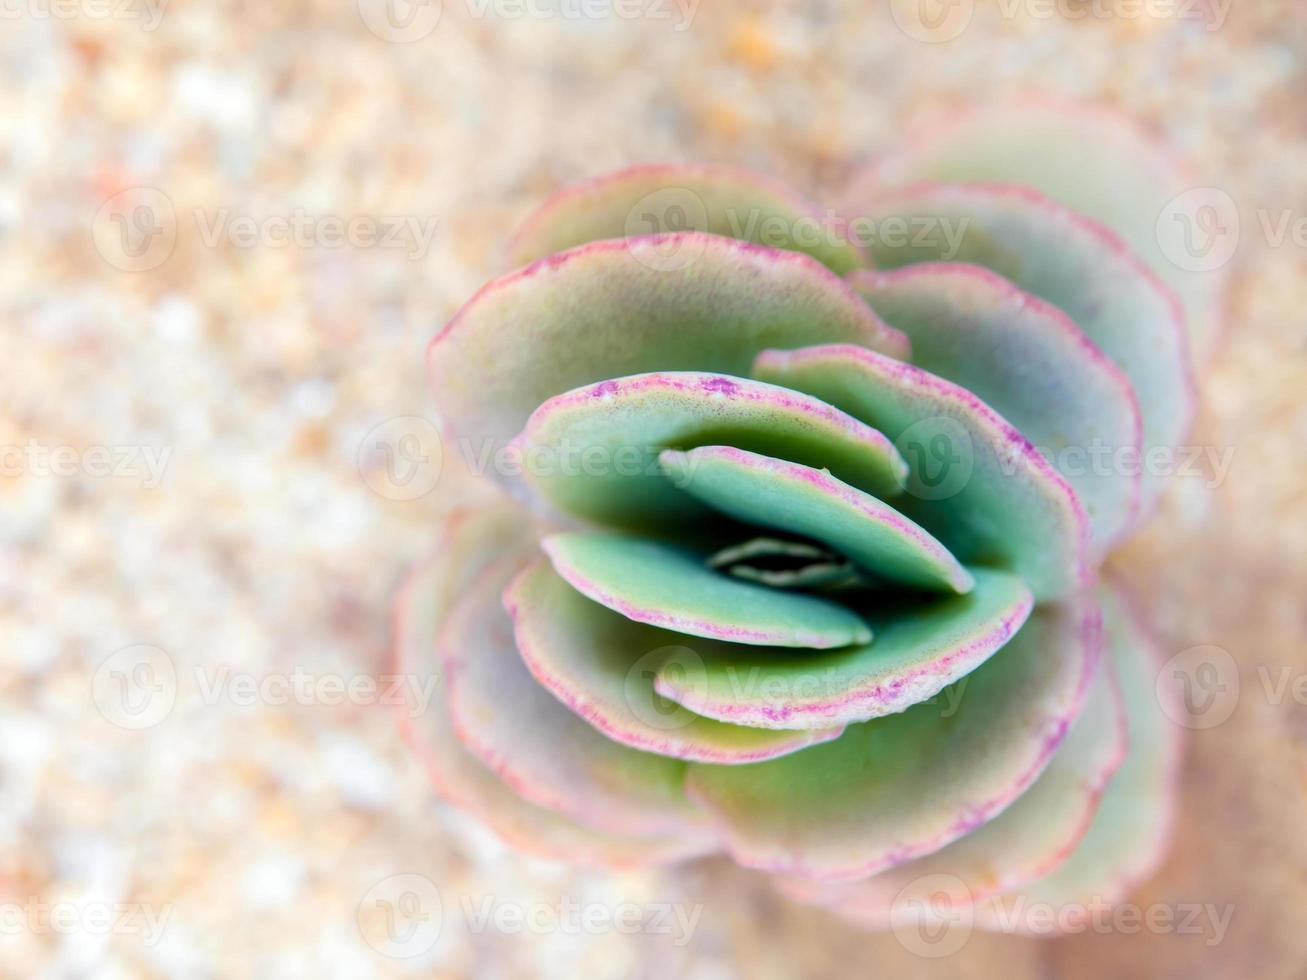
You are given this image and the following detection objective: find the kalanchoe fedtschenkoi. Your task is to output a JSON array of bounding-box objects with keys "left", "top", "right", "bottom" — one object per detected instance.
[{"left": 395, "top": 101, "right": 1210, "bottom": 933}]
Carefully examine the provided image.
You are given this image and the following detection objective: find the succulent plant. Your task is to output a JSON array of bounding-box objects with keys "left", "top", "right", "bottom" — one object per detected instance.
[{"left": 396, "top": 102, "right": 1209, "bottom": 933}]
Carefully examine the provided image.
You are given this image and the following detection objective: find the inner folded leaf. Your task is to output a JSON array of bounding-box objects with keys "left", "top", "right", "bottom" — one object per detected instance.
[
  {"left": 652, "top": 566, "right": 1033, "bottom": 729},
  {"left": 513, "top": 370, "right": 907, "bottom": 531},
  {"left": 541, "top": 531, "right": 872, "bottom": 649},
  {"left": 504, "top": 560, "right": 848, "bottom": 763},
  {"left": 706, "top": 536, "right": 858, "bottom": 590},
  {"left": 660, "top": 445, "right": 973, "bottom": 595}
]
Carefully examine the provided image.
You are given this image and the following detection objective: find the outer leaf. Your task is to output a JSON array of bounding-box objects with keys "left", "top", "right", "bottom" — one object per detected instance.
[
  {"left": 754, "top": 344, "right": 1090, "bottom": 601},
  {"left": 973, "top": 583, "right": 1184, "bottom": 933},
  {"left": 654, "top": 566, "right": 1032, "bottom": 729},
  {"left": 682, "top": 594, "right": 1102, "bottom": 882},
  {"left": 429, "top": 234, "right": 909, "bottom": 454},
  {"left": 659, "top": 446, "right": 972, "bottom": 594},
  {"left": 850, "top": 263, "right": 1143, "bottom": 555},
  {"left": 842, "top": 182, "right": 1194, "bottom": 513},
  {"left": 852, "top": 99, "right": 1227, "bottom": 360},
  {"left": 505, "top": 560, "right": 847, "bottom": 762},
  {"left": 776, "top": 638, "right": 1126, "bottom": 922},
  {"left": 542, "top": 531, "right": 872, "bottom": 649},
  {"left": 508, "top": 163, "right": 866, "bottom": 274},
  {"left": 392, "top": 507, "right": 717, "bottom": 867},
  {"left": 442, "top": 555, "right": 709, "bottom": 838},
  {"left": 515, "top": 371, "right": 906, "bottom": 531}
]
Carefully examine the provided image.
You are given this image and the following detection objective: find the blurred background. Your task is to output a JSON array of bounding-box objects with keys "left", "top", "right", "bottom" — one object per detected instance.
[{"left": 2, "top": 0, "right": 1305, "bottom": 976}]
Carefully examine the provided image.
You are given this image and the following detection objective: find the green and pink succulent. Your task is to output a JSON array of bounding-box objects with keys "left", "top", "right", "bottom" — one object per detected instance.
[{"left": 395, "top": 102, "right": 1211, "bottom": 932}]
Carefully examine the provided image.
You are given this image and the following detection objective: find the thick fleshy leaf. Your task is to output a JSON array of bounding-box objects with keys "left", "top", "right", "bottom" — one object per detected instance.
[
  {"left": 504, "top": 560, "right": 847, "bottom": 763},
  {"left": 682, "top": 594, "right": 1101, "bottom": 882},
  {"left": 841, "top": 182, "right": 1195, "bottom": 513},
  {"left": 514, "top": 371, "right": 907, "bottom": 531},
  {"left": 853, "top": 99, "right": 1227, "bottom": 360},
  {"left": 429, "top": 234, "right": 909, "bottom": 454},
  {"left": 659, "top": 446, "right": 972, "bottom": 594},
  {"left": 973, "top": 584, "right": 1184, "bottom": 933},
  {"left": 850, "top": 263, "right": 1143, "bottom": 555},
  {"left": 542, "top": 531, "right": 872, "bottom": 649},
  {"left": 392, "top": 508, "right": 717, "bottom": 867},
  {"left": 655, "top": 566, "right": 1032, "bottom": 730},
  {"left": 776, "top": 638, "right": 1126, "bottom": 922},
  {"left": 753, "top": 344, "right": 1090, "bottom": 601},
  {"left": 507, "top": 163, "right": 866, "bottom": 274},
  {"left": 442, "top": 555, "right": 708, "bottom": 838}
]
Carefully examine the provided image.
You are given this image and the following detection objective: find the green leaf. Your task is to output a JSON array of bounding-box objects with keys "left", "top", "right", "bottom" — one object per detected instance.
[
  {"left": 655, "top": 566, "right": 1032, "bottom": 729},
  {"left": 779, "top": 630, "right": 1125, "bottom": 921},
  {"left": 843, "top": 182, "right": 1195, "bottom": 514},
  {"left": 974, "top": 583, "right": 1183, "bottom": 931},
  {"left": 508, "top": 163, "right": 867, "bottom": 274},
  {"left": 542, "top": 531, "right": 872, "bottom": 648},
  {"left": 754, "top": 344, "right": 1090, "bottom": 601},
  {"left": 504, "top": 560, "right": 847, "bottom": 763},
  {"left": 393, "top": 508, "right": 717, "bottom": 867},
  {"left": 659, "top": 445, "right": 971, "bottom": 594},
  {"left": 853, "top": 100, "right": 1226, "bottom": 360},
  {"left": 851, "top": 263, "right": 1143, "bottom": 555},
  {"left": 515, "top": 371, "right": 906, "bottom": 531},
  {"left": 681, "top": 593, "right": 1102, "bottom": 881},
  {"left": 442, "top": 554, "right": 709, "bottom": 838},
  {"left": 430, "top": 234, "right": 909, "bottom": 454}
]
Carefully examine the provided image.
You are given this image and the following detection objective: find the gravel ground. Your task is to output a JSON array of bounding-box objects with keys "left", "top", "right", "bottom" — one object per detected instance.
[{"left": 2, "top": 1, "right": 1306, "bottom": 977}]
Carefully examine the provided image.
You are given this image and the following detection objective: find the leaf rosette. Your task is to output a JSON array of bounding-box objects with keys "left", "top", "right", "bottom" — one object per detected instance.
[{"left": 396, "top": 103, "right": 1210, "bottom": 932}]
